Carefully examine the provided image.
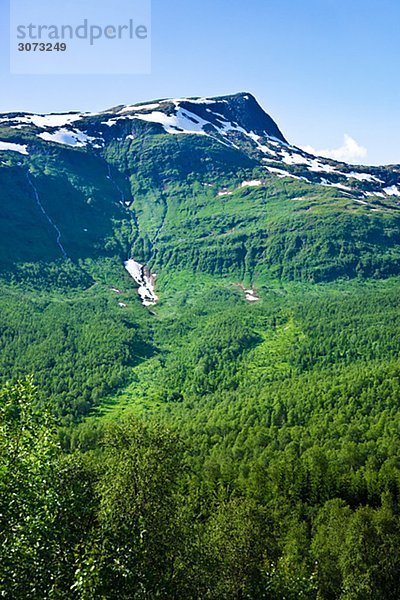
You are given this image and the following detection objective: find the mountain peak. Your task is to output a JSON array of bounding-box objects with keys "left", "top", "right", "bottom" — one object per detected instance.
[
  {"left": 0, "top": 91, "right": 287, "bottom": 147},
  {"left": 1, "top": 92, "right": 399, "bottom": 201},
  {"left": 104, "top": 92, "right": 288, "bottom": 144},
  {"left": 179, "top": 92, "right": 288, "bottom": 143}
]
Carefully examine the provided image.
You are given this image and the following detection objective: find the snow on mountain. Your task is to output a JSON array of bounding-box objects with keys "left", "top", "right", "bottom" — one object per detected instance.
[
  {"left": 124, "top": 259, "right": 158, "bottom": 306},
  {"left": 119, "top": 103, "right": 161, "bottom": 113},
  {"left": 347, "top": 172, "right": 384, "bottom": 183},
  {"left": 0, "top": 141, "right": 28, "bottom": 155},
  {"left": 0, "top": 112, "right": 85, "bottom": 129},
  {"left": 257, "top": 143, "right": 398, "bottom": 200},
  {"left": 0, "top": 92, "right": 398, "bottom": 203},
  {"left": 38, "top": 128, "right": 100, "bottom": 148},
  {"left": 131, "top": 107, "right": 210, "bottom": 135},
  {"left": 383, "top": 185, "right": 400, "bottom": 197},
  {"left": 241, "top": 180, "right": 262, "bottom": 187}
]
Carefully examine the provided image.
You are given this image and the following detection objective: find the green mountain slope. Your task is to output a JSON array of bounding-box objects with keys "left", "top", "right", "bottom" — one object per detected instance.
[
  {"left": 0, "top": 92, "right": 400, "bottom": 420},
  {"left": 1, "top": 92, "right": 399, "bottom": 288},
  {"left": 2, "top": 94, "right": 400, "bottom": 598}
]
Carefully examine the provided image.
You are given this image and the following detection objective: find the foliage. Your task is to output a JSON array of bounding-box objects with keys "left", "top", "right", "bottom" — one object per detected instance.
[{"left": 2, "top": 107, "right": 400, "bottom": 597}]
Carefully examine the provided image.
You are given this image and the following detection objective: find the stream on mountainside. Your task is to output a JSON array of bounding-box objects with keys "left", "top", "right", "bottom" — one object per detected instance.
[
  {"left": 105, "top": 164, "right": 158, "bottom": 308},
  {"left": 27, "top": 172, "right": 68, "bottom": 259}
]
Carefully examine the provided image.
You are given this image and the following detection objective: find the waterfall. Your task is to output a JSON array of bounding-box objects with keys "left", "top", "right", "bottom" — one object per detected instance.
[{"left": 27, "top": 172, "right": 68, "bottom": 259}]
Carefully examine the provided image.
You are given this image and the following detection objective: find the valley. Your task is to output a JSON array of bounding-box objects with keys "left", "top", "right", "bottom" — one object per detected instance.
[{"left": 1, "top": 92, "right": 400, "bottom": 598}]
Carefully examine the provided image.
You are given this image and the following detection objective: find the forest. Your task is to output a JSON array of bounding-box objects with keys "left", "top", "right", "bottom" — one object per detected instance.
[
  {"left": 2, "top": 271, "right": 400, "bottom": 599},
  {"left": 1, "top": 96, "right": 400, "bottom": 598}
]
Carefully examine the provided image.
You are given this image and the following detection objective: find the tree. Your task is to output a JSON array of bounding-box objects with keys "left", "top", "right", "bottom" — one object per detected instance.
[
  {"left": 0, "top": 377, "right": 60, "bottom": 598},
  {"left": 74, "top": 418, "right": 186, "bottom": 599}
]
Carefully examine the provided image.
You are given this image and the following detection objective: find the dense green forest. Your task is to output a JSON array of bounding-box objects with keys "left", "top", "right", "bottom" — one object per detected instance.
[
  {"left": 2, "top": 271, "right": 400, "bottom": 598},
  {"left": 2, "top": 94, "right": 400, "bottom": 597}
]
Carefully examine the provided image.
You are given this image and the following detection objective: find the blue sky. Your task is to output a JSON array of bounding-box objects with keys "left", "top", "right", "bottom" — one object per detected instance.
[{"left": 1, "top": 0, "right": 399, "bottom": 165}]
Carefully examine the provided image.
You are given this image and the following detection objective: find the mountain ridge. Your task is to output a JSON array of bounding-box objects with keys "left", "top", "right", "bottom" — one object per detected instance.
[
  {"left": 1, "top": 91, "right": 400, "bottom": 289},
  {"left": 2, "top": 95, "right": 400, "bottom": 598},
  {"left": 1, "top": 91, "right": 399, "bottom": 200}
]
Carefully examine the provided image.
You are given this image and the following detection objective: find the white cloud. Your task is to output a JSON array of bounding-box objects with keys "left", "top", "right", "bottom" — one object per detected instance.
[{"left": 301, "top": 134, "right": 367, "bottom": 164}]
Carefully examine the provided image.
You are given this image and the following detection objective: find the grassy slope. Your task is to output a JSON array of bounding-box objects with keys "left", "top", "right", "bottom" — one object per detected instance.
[
  {"left": 88, "top": 272, "right": 400, "bottom": 423},
  {"left": 2, "top": 130, "right": 400, "bottom": 284},
  {"left": 1, "top": 130, "right": 400, "bottom": 429},
  {"left": 2, "top": 118, "right": 400, "bottom": 597}
]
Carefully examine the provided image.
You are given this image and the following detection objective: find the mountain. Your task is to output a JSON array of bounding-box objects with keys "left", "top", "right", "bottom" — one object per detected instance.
[
  {"left": 3, "top": 94, "right": 400, "bottom": 597},
  {"left": 1, "top": 91, "right": 400, "bottom": 293}
]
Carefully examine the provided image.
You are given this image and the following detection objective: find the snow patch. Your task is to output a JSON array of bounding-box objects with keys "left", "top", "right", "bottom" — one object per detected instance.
[
  {"left": 307, "top": 159, "right": 337, "bottom": 174},
  {"left": 365, "top": 191, "right": 386, "bottom": 198},
  {"left": 168, "top": 97, "right": 224, "bottom": 106},
  {"left": 265, "top": 166, "right": 308, "bottom": 182},
  {"left": 383, "top": 185, "right": 400, "bottom": 197},
  {"left": 101, "top": 118, "right": 121, "bottom": 127},
  {"left": 319, "top": 179, "right": 353, "bottom": 192},
  {"left": 119, "top": 103, "right": 161, "bottom": 113},
  {"left": 132, "top": 108, "right": 210, "bottom": 135},
  {"left": 241, "top": 180, "right": 262, "bottom": 188},
  {"left": 281, "top": 151, "right": 311, "bottom": 166},
  {"left": 124, "top": 259, "right": 158, "bottom": 306},
  {"left": 346, "top": 172, "right": 384, "bottom": 183},
  {"left": 244, "top": 289, "right": 260, "bottom": 302},
  {"left": 38, "top": 128, "right": 98, "bottom": 147},
  {"left": 0, "top": 141, "right": 28, "bottom": 155},
  {"left": 0, "top": 113, "right": 84, "bottom": 129},
  {"left": 256, "top": 144, "right": 277, "bottom": 156}
]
